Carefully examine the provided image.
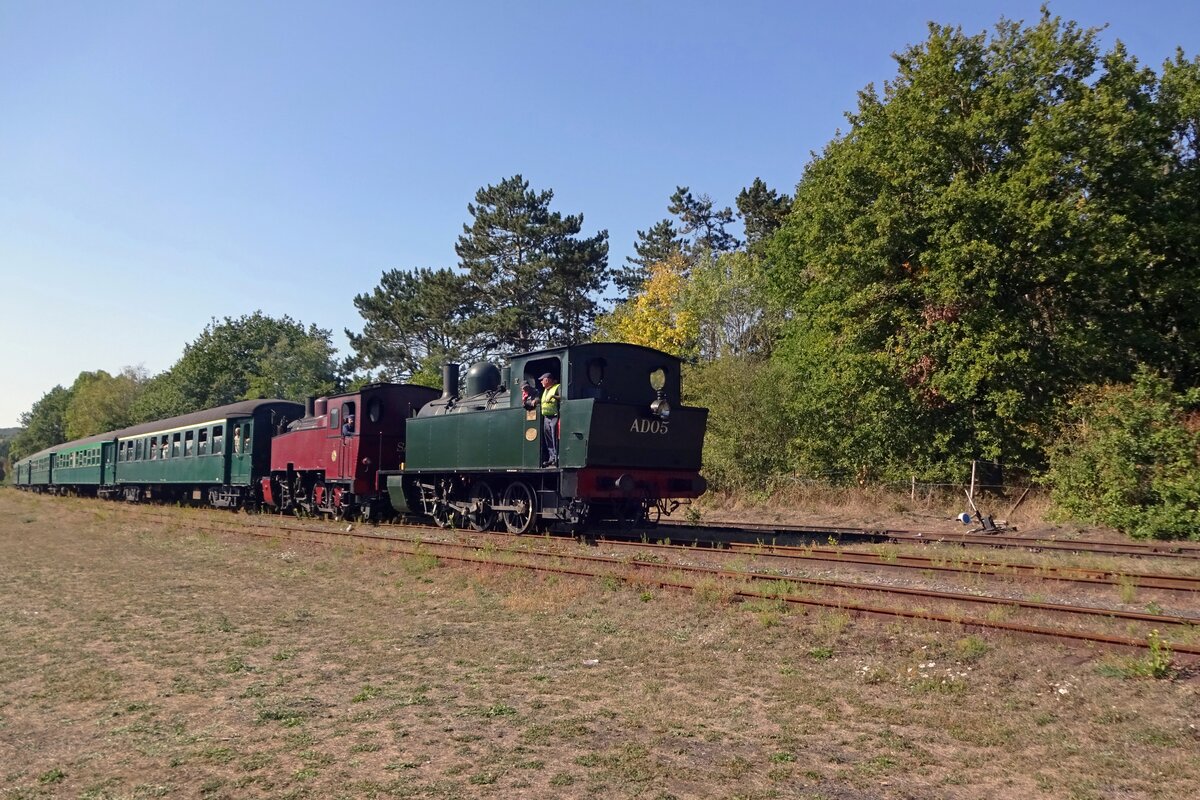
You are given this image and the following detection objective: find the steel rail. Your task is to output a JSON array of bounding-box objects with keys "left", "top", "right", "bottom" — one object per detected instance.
[
  {"left": 239, "top": 521, "right": 1200, "bottom": 657},
  {"left": 135, "top": 510, "right": 1200, "bottom": 655},
  {"left": 658, "top": 519, "right": 1200, "bottom": 560},
  {"left": 605, "top": 538, "right": 1200, "bottom": 592}
]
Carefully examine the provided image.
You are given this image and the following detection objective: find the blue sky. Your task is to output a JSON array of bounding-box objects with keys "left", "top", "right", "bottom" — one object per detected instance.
[{"left": 2, "top": 1, "right": 1197, "bottom": 427}]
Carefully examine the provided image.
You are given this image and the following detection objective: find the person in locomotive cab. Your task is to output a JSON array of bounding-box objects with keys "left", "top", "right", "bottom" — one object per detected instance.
[
  {"left": 538, "top": 372, "right": 561, "bottom": 467},
  {"left": 342, "top": 414, "right": 354, "bottom": 436}
]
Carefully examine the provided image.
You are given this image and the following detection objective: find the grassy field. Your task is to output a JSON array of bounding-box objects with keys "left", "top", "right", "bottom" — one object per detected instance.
[{"left": 1, "top": 488, "right": 1197, "bottom": 800}]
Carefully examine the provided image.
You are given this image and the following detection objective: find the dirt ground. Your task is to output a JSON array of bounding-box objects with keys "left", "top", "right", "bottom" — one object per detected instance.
[{"left": 1, "top": 488, "right": 1198, "bottom": 800}]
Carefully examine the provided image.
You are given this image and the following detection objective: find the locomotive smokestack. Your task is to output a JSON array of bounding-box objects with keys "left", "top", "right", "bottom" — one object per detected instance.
[
  {"left": 305, "top": 396, "right": 315, "bottom": 417},
  {"left": 442, "top": 363, "right": 460, "bottom": 400}
]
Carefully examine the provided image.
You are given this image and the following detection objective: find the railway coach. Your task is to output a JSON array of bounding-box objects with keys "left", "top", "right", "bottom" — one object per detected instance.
[
  {"left": 109, "top": 400, "right": 303, "bottom": 506},
  {"left": 11, "top": 399, "right": 303, "bottom": 507}
]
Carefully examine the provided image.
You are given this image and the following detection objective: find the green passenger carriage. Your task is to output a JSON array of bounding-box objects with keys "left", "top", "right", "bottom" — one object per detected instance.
[{"left": 111, "top": 400, "right": 303, "bottom": 505}]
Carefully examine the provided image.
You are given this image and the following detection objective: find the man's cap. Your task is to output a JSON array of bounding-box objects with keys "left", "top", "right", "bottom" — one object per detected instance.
[{"left": 539, "top": 373, "right": 553, "bottom": 381}]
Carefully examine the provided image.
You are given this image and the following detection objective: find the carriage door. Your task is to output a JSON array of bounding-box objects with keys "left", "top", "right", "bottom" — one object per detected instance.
[
  {"left": 337, "top": 401, "right": 356, "bottom": 481},
  {"left": 230, "top": 420, "right": 254, "bottom": 485},
  {"left": 101, "top": 441, "right": 116, "bottom": 485}
]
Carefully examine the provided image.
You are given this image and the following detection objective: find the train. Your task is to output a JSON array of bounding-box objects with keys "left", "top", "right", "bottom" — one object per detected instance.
[{"left": 11, "top": 342, "right": 709, "bottom": 532}]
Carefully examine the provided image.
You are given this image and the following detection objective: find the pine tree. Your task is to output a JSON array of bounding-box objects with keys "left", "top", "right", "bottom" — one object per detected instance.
[
  {"left": 668, "top": 186, "right": 741, "bottom": 256},
  {"left": 614, "top": 219, "right": 683, "bottom": 299},
  {"left": 736, "top": 178, "right": 792, "bottom": 250},
  {"left": 346, "top": 267, "right": 482, "bottom": 381},
  {"left": 456, "top": 175, "right": 610, "bottom": 352}
]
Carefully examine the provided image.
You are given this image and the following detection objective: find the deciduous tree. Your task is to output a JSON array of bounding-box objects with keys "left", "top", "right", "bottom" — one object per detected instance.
[
  {"left": 133, "top": 313, "right": 340, "bottom": 418},
  {"left": 594, "top": 253, "right": 698, "bottom": 359},
  {"left": 768, "top": 10, "right": 1200, "bottom": 480},
  {"left": 10, "top": 385, "right": 72, "bottom": 460},
  {"left": 64, "top": 367, "right": 146, "bottom": 439}
]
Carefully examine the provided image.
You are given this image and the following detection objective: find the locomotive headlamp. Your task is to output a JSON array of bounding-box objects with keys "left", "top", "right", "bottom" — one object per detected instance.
[{"left": 650, "top": 395, "right": 671, "bottom": 419}]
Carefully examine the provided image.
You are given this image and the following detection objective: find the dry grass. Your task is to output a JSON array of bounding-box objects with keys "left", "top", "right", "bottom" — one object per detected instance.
[
  {"left": 1, "top": 488, "right": 1198, "bottom": 800},
  {"left": 696, "top": 483, "right": 1089, "bottom": 538}
]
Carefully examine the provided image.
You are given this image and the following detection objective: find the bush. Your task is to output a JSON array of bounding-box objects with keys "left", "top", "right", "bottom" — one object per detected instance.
[
  {"left": 682, "top": 357, "right": 792, "bottom": 492},
  {"left": 1045, "top": 368, "right": 1200, "bottom": 539}
]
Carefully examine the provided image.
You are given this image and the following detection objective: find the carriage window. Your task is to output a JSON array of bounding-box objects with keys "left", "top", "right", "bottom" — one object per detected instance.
[
  {"left": 135, "top": 440, "right": 142, "bottom": 460},
  {"left": 150, "top": 437, "right": 158, "bottom": 459},
  {"left": 213, "top": 425, "right": 224, "bottom": 455},
  {"left": 242, "top": 423, "right": 251, "bottom": 452},
  {"left": 649, "top": 368, "right": 667, "bottom": 391},
  {"left": 198, "top": 428, "right": 208, "bottom": 455},
  {"left": 170, "top": 433, "right": 180, "bottom": 457},
  {"left": 184, "top": 431, "right": 194, "bottom": 456}
]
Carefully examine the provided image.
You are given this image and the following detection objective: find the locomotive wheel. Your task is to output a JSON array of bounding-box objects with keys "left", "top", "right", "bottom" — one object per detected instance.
[
  {"left": 468, "top": 481, "right": 496, "bottom": 531},
  {"left": 502, "top": 481, "right": 536, "bottom": 534}
]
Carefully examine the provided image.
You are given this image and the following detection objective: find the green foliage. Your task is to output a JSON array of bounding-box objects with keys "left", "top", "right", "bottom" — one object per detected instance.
[
  {"left": 64, "top": 367, "right": 147, "bottom": 439},
  {"left": 767, "top": 11, "right": 1200, "bottom": 481},
  {"left": 1045, "top": 368, "right": 1200, "bottom": 539},
  {"left": 688, "top": 251, "right": 781, "bottom": 360},
  {"left": 1097, "top": 630, "right": 1175, "bottom": 679},
  {"left": 0, "top": 429, "right": 17, "bottom": 482},
  {"left": 683, "top": 358, "right": 792, "bottom": 491},
  {"left": 11, "top": 385, "right": 72, "bottom": 460},
  {"left": 132, "top": 312, "right": 340, "bottom": 420}
]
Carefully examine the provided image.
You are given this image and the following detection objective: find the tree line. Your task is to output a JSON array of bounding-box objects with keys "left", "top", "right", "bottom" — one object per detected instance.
[{"left": 8, "top": 11, "right": 1199, "bottom": 538}]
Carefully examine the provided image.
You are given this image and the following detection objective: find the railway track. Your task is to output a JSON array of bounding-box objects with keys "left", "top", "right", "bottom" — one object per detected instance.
[
  {"left": 658, "top": 519, "right": 1200, "bottom": 561},
  {"left": 117, "top": 504, "right": 1200, "bottom": 658},
  {"left": 620, "top": 539, "right": 1200, "bottom": 593}
]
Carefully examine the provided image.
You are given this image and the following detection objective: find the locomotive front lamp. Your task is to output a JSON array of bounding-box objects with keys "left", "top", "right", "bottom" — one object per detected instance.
[{"left": 650, "top": 394, "right": 671, "bottom": 419}]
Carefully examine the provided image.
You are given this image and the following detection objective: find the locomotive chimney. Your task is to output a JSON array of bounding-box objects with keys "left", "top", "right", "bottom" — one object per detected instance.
[
  {"left": 305, "top": 396, "right": 315, "bottom": 417},
  {"left": 442, "top": 363, "right": 460, "bottom": 400}
]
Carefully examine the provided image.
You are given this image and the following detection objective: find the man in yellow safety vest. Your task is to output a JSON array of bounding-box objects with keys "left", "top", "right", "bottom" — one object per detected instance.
[{"left": 538, "top": 373, "right": 561, "bottom": 467}]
